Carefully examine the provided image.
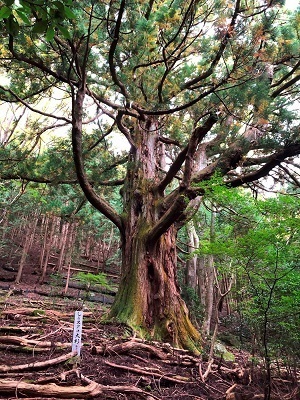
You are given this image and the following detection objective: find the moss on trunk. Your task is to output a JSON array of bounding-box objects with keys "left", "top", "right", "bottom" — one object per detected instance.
[
  {"left": 108, "top": 117, "right": 202, "bottom": 353},
  {"left": 108, "top": 227, "right": 202, "bottom": 353}
]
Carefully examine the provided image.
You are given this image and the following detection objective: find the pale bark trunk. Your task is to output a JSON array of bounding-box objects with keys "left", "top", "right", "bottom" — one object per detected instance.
[
  {"left": 15, "top": 236, "right": 30, "bottom": 284},
  {"left": 16, "top": 214, "right": 28, "bottom": 241},
  {"left": 0, "top": 211, "right": 9, "bottom": 244},
  {"left": 51, "top": 216, "right": 60, "bottom": 250},
  {"left": 105, "top": 225, "right": 115, "bottom": 261},
  {"left": 200, "top": 209, "right": 216, "bottom": 337},
  {"left": 201, "top": 254, "right": 215, "bottom": 336},
  {"left": 28, "top": 212, "right": 39, "bottom": 249},
  {"left": 57, "top": 221, "right": 69, "bottom": 272},
  {"left": 84, "top": 235, "right": 93, "bottom": 260},
  {"left": 65, "top": 221, "right": 76, "bottom": 267},
  {"left": 39, "top": 214, "right": 49, "bottom": 270},
  {"left": 96, "top": 241, "right": 102, "bottom": 272},
  {"left": 39, "top": 216, "right": 56, "bottom": 283},
  {"left": 0, "top": 210, "right": 8, "bottom": 236},
  {"left": 15, "top": 217, "right": 37, "bottom": 284},
  {"left": 197, "top": 255, "right": 207, "bottom": 306},
  {"left": 185, "top": 221, "right": 199, "bottom": 290},
  {"left": 64, "top": 263, "right": 71, "bottom": 294}
]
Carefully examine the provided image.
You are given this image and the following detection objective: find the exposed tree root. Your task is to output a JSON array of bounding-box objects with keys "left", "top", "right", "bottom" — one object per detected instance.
[
  {"left": 0, "top": 335, "right": 70, "bottom": 350},
  {"left": 0, "top": 351, "right": 77, "bottom": 373},
  {"left": 199, "top": 358, "right": 214, "bottom": 382},
  {"left": 105, "top": 360, "right": 191, "bottom": 383},
  {"left": 92, "top": 338, "right": 199, "bottom": 366},
  {"left": 92, "top": 338, "right": 168, "bottom": 359},
  {"left": 225, "top": 383, "right": 238, "bottom": 400},
  {"left": 0, "top": 376, "right": 159, "bottom": 399},
  {"left": 0, "top": 344, "right": 52, "bottom": 353}
]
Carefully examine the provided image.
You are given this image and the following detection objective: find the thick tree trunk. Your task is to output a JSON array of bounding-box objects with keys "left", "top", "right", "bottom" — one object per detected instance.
[
  {"left": 109, "top": 226, "right": 201, "bottom": 352},
  {"left": 71, "top": 84, "right": 220, "bottom": 352},
  {"left": 108, "top": 118, "right": 201, "bottom": 352}
]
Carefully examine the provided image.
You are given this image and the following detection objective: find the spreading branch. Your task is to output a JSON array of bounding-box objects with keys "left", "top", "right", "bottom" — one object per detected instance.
[
  {"left": 228, "top": 143, "right": 300, "bottom": 188},
  {"left": 181, "top": 0, "right": 241, "bottom": 90},
  {"left": 72, "top": 87, "right": 124, "bottom": 234},
  {"left": 0, "top": 85, "right": 71, "bottom": 123},
  {"left": 0, "top": 173, "right": 124, "bottom": 187},
  {"left": 108, "top": 0, "right": 129, "bottom": 100},
  {"left": 271, "top": 74, "right": 300, "bottom": 98},
  {"left": 147, "top": 193, "right": 196, "bottom": 245},
  {"left": 157, "top": 115, "right": 217, "bottom": 193}
]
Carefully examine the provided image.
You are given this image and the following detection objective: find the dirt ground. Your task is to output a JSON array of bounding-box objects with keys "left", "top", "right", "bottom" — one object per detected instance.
[
  {"left": 0, "top": 224, "right": 298, "bottom": 400},
  {"left": 0, "top": 274, "right": 299, "bottom": 399}
]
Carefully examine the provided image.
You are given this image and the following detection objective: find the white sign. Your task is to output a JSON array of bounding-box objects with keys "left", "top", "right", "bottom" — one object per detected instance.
[{"left": 72, "top": 310, "right": 83, "bottom": 356}]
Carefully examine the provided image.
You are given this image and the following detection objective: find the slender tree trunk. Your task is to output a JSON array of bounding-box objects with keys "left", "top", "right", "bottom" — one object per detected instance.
[
  {"left": 197, "top": 255, "right": 206, "bottom": 307},
  {"left": 0, "top": 210, "right": 8, "bottom": 235},
  {"left": 84, "top": 235, "right": 93, "bottom": 260},
  {"left": 39, "top": 214, "right": 49, "bottom": 271},
  {"left": 15, "top": 238, "right": 30, "bottom": 283},
  {"left": 96, "top": 241, "right": 102, "bottom": 272},
  {"left": 65, "top": 221, "right": 76, "bottom": 268},
  {"left": 200, "top": 209, "right": 216, "bottom": 337},
  {"left": 57, "top": 221, "right": 69, "bottom": 272},
  {"left": 40, "top": 216, "right": 56, "bottom": 284},
  {"left": 15, "top": 217, "right": 37, "bottom": 284},
  {"left": 201, "top": 254, "right": 215, "bottom": 336},
  {"left": 105, "top": 225, "right": 114, "bottom": 261},
  {"left": 16, "top": 214, "right": 28, "bottom": 241},
  {"left": 64, "top": 263, "right": 71, "bottom": 295},
  {"left": 185, "top": 221, "right": 199, "bottom": 290},
  {"left": 28, "top": 212, "right": 39, "bottom": 249},
  {"left": 51, "top": 216, "right": 60, "bottom": 250},
  {"left": 0, "top": 211, "right": 9, "bottom": 263}
]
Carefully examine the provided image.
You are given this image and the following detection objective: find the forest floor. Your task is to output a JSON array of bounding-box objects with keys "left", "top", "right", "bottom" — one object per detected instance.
[{"left": 0, "top": 268, "right": 299, "bottom": 399}]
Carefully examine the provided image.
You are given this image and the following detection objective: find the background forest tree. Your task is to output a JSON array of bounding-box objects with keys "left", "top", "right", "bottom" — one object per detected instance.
[{"left": 0, "top": 0, "right": 299, "bottom": 351}]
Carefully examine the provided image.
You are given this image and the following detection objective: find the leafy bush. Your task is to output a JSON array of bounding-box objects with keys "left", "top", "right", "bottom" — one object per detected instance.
[{"left": 74, "top": 272, "right": 111, "bottom": 290}]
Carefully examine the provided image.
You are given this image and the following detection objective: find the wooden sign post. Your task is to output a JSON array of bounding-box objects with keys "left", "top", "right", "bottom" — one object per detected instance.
[{"left": 72, "top": 310, "right": 83, "bottom": 356}]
